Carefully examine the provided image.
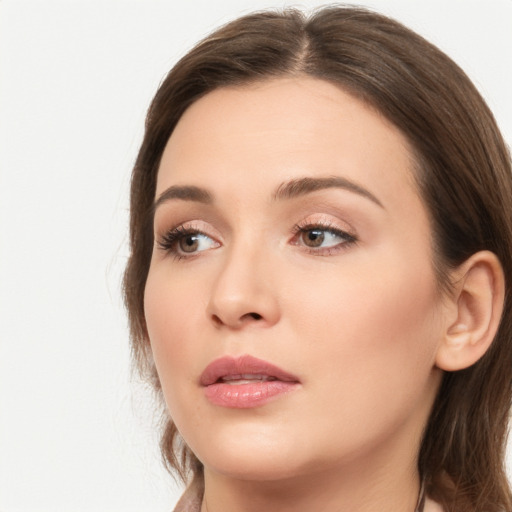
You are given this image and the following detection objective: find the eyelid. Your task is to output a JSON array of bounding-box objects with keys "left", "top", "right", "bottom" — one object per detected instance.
[
  {"left": 155, "top": 220, "right": 222, "bottom": 259},
  {"left": 290, "top": 216, "right": 358, "bottom": 254},
  {"left": 291, "top": 222, "right": 357, "bottom": 243},
  {"left": 293, "top": 213, "right": 356, "bottom": 237},
  {"left": 155, "top": 219, "right": 221, "bottom": 240}
]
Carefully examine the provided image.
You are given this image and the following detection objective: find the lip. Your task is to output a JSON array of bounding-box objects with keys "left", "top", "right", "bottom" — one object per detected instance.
[{"left": 200, "top": 355, "right": 300, "bottom": 408}]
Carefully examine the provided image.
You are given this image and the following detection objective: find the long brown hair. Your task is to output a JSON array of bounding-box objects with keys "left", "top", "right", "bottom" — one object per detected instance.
[{"left": 123, "top": 6, "right": 512, "bottom": 511}]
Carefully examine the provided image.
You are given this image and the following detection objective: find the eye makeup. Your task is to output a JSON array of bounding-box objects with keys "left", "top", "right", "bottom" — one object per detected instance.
[
  {"left": 291, "top": 219, "right": 358, "bottom": 256},
  {"left": 155, "top": 214, "right": 358, "bottom": 262},
  {"left": 155, "top": 220, "right": 220, "bottom": 261}
]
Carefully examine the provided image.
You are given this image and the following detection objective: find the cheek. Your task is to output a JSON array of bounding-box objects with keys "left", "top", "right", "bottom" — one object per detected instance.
[
  {"left": 284, "top": 247, "right": 442, "bottom": 395},
  {"left": 276, "top": 261, "right": 442, "bottom": 460},
  {"left": 144, "top": 268, "right": 209, "bottom": 410}
]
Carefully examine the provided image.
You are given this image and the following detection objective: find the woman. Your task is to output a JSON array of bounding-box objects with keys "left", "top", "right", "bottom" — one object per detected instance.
[{"left": 123, "top": 6, "right": 512, "bottom": 512}]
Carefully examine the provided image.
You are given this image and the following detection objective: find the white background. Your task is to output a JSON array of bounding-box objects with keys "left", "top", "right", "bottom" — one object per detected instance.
[{"left": 1, "top": 1, "right": 511, "bottom": 511}]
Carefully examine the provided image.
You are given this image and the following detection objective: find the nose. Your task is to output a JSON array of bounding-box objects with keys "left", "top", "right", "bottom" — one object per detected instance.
[{"left": 206, "top": 244, "right": 281, "bottom": 329}]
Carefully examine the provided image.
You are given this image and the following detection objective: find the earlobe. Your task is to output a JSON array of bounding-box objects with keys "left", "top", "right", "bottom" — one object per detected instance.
[{"left": 435, "top": 251, "right": 505, "bottom": 372}]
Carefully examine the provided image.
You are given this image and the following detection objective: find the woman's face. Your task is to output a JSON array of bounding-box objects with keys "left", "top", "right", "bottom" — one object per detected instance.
[{"left": 144, "top": 78, "right": 445, "bottom": 481}]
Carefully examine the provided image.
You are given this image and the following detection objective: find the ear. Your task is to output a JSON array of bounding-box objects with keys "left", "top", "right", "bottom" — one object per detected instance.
[{"left": 435, "top": 251, "right": 505, "bottom": 372}]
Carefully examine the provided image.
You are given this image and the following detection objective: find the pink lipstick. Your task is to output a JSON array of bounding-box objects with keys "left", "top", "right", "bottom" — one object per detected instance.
[{"left": 200, "top": 355, "right": 300, "bottom": 408}]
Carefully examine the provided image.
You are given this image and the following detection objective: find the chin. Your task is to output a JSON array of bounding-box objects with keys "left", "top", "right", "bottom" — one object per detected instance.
[{"left": 187, "top": 422, "right": 316, "bottom": 482}]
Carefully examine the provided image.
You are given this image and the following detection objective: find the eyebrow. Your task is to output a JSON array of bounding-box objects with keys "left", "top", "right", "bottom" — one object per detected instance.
[
  {"left": 154, "top": 185, "right": 213, "bottom": 211},
  {"left": 272, "top": 176, "right": 384, "bottom": 208},
  {"left": 153, "top": 176, "right": 383, "bottom": 210}
]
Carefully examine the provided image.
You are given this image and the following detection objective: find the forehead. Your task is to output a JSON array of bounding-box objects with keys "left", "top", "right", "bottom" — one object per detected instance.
[{"left": 157, "top": 77, "right": 419, "bottom": 209}]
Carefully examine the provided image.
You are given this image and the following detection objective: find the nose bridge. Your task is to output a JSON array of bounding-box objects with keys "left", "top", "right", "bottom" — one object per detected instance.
[{"left": 207, "top": 233, "right": 280, "bottom": 328}]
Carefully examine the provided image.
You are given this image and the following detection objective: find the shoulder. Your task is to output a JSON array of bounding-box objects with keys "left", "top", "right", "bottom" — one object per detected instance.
[
  {"left": 172, "top": 476, "right": 203, "bottom": 512},
  {"left": 424, "top": 497, "right": 445, "bottom": 512},
  {"left": 172, "top": 490, "right": 202, "bottom": 512}
]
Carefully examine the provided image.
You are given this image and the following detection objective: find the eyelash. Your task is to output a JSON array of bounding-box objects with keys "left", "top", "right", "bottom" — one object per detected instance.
[
  {"left": 157, "top": 225, "right": 216, "bottom": 261},
  {"left": 156, "top": 222, "right": 357, "bottom": 260},
  {"left": 291, "top": 221, "right": 357, "bottom": 255}
]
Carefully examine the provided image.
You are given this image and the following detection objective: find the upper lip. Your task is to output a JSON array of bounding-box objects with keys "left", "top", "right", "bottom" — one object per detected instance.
[{"left": 200, "top": 355, "right": 300, "bottom": 386}]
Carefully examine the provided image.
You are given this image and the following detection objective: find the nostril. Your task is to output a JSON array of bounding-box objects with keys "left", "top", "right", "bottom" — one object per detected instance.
[
  {"left": 210, "top": 311, "right": 263, "bottom": 327},
  {"left": 211, "top": 314, "right": 223, "bottom": 326}
]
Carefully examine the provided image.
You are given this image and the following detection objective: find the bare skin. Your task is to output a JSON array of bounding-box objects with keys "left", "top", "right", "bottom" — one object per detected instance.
[{"left": 144, "top": 77, "right": 493, "bottom": 511}]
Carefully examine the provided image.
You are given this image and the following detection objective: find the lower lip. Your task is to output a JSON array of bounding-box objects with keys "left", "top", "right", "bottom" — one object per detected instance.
[{"left": 203, "top": 381, "right": 299, "bottom": 408}]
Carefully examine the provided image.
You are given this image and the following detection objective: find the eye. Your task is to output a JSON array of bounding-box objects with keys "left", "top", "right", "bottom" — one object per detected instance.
[
  {"left": 293, "top": 224, "right": 357, "bottom": 253},
  {"left": 157, "top": 226, "right": 220, "bottom": 258},
  {"left": 178, "top": 232, "right": 216, "bottom": 253}
]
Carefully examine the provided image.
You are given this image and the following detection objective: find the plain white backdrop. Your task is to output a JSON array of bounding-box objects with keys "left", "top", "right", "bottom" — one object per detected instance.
[{"left": 1, "top": 1, "right": 511, "bottom": 510}]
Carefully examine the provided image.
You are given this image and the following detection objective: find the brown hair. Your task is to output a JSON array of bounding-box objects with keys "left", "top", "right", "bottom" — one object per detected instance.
[{"left": 123, "top": 6, "right": 512, "bottom": 511}]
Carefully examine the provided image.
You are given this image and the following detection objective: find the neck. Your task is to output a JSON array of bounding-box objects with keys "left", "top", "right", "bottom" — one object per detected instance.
[{"left": 201, "top": 454, "right": 421, "bottom": 512}]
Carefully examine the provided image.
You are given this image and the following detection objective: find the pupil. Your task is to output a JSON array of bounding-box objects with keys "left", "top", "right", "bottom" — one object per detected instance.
[
  {"left": 180, "top": 235, "right": 199, "bottom": 252},
  {"left": 305, "top": 230, "right": 324, "bottom": 247}
]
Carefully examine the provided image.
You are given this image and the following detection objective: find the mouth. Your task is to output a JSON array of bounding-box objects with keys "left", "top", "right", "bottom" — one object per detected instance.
[
  {"left": 200, "top": 355, "right": 300, "bottom": 408},
  {"left": 217, "top": 374, "right": 279, "bottom": 384}
]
